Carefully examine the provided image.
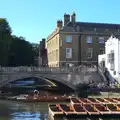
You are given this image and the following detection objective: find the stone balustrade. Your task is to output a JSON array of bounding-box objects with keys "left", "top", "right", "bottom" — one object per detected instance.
[{"left": 0, "top": 67, "right": 79, "bottom": 73}]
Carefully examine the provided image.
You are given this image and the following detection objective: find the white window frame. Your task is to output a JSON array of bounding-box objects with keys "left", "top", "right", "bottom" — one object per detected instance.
[
  {"left": 87, "top": 48, "right": 93, "bottom": 59},
  {"left": 66, "top": 35, "right": 72, "bottom": 43},
  {"left": 108, "top": 50, "right": 115, "bottom": 70},
  {"left": 87, "top": 36, "right": 92, "bottom": 43},
  {"left": 66, "top": 48, "right": 72, "bottom": 58},
  {"left": 98, "top": 37, "right": 104, "bottom": 43}
]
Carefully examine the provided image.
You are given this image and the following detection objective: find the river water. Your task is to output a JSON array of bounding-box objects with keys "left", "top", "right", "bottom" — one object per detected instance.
[
  {"left": 0, "top": 100, "right": 48, "bottom": 120},
  {"left": 0, "top": 100, "right": 119, "bottom": 120}
]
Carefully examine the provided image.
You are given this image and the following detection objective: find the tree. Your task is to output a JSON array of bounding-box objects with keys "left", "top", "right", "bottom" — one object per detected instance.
[
  {"left": 8, "top": 36, "right": 35, "bottom": 66},
  {"left": 31, "top": 43, "right": 39, "bottom": 66},
  {"left": 0, "top": 18, "right": 12, "bottom": 66},
  {"left": 0, "top": 18, "right": 39, "bottom": 66}
]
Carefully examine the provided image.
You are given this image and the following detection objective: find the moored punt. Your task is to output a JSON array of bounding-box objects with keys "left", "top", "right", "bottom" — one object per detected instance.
[
  {"left": 88, "top": 98, "right": 101, "bottom": 104},
  {"left": 104, "top": 98, "right": 119, "bottom": 104},
  {"left": 70, "top": 97, "right": 82, "bottom": 105},
  {"left": 116, "top": 104, "right": 120, "bottom": 109},
  {"left": 79, "top": 98, "right": 91, "bottom": 104},
  {"left": 96, "top": 98, "right": 110, "bottom": 104},
  {"left": 58, "top": 104, "right": 77, "bottom": 116},
  {"left": 113, "top": 98, "right": 120, "bottom": 103},
  {"left": 106, "top": 104, "right": 120, "bottom": 115},
  {"left": 25, "top": 95, "right": 69, "bottom": 102},
  {"left": 48, "top": 104, "right": 64, "bottom": 120},
  {"left": 93, "top": 104, "right": 112, "bottom": 115},
  {"left": 73, "top": 104, "right": 87, "bottom": 116},
  {"left": 83, "top": 104, "right": 99, "bottom": 116}
]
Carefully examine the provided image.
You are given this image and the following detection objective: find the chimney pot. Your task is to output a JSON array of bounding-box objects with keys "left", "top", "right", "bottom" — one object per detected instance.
[
  {"left": 71, "top": 12, "right": 76, "bottom": 23},
  {"left": 64, "top": 13, "right": 70, "bottom": 26}
]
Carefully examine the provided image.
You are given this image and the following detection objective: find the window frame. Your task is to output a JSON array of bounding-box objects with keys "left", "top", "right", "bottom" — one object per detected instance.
[
  {"left": 100, "top": 48, "right": 105, "bottom": 54},
  {"left": 66, "top": 48, "right": 72, "bottom": 58},
  {"left": 87, "top": 36, "right": 92, "bottom": 44},
  {"left": 66, "top": 35, "right": 72, "bottom": 43},
  {"left": 87, "top": 48, "right": 93, "bottom": 59},
  {"left": 98, "top": 37, "right": 105, "bottom": 43},
  {"left": 107, "top": 50, "right": 115, "bottom": 70}
]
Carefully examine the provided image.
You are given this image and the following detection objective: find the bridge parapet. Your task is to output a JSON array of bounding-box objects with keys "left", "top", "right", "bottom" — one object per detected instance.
[
  {"left": 0, "top": 67, "right": 78, "bottom": 73},
  {"left": 0, "top": 66, "right": 102, "bottom": 89},
  {"left": 0, "top": 66, "right": 98, "bottom": 73}
]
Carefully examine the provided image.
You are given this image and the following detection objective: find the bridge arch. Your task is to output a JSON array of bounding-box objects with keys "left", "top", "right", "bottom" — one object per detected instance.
[{"left": 0, "top": 76, "right": 75, "bottom": 91}]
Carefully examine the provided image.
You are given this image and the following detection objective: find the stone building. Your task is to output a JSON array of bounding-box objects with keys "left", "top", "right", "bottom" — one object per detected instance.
[
  {"left": 38, "top": 38, "right": 48, "bottom": 66},
  {"left": 46, "top": 12, "right": 120, "bottom": 67}
]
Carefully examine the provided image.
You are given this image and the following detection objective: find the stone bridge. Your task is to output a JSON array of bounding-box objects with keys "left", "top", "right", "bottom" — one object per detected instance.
[{"left": 0, "top": 67, "right": 106, "bottom": 90}]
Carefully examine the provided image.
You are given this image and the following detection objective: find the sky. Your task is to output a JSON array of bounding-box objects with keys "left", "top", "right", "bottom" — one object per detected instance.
[{"left": 0, "top": 0, "right": 120, "bottom": 43}]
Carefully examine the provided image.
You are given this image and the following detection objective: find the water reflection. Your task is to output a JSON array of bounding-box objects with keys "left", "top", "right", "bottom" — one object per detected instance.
[
  {"left": 0, "top": 100, "right": 48, "bottom": 120},
  {"left": 0, "top": 100, "right": 119, "bottom": 120},
  {"left": 11, "top": 112, "right": 47, "bottom": 120}
]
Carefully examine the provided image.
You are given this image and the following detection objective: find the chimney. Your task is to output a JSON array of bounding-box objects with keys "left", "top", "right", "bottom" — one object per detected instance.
[
  {"left": 71, "top": 12, "right": 76, "bottom": 23},
  {"left": 64, "top": 13, "right": 70, "bottom": 26},
  {"left": 57, "top": 20, "right": 63, "bottom": 28},
  {"left": 42, "top": 38, "right": 46, "bottom": 49}
]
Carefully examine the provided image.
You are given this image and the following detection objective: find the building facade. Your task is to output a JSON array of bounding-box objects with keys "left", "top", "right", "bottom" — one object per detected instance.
[
  {"left": 105, "top": 36, "right": 120, "bottom": 84},
  {"left": 46, "top": 12, "right": 120, "bottom": 67},
  {"left": 38, "top": 39, "right": 48, "bottom": 66}
]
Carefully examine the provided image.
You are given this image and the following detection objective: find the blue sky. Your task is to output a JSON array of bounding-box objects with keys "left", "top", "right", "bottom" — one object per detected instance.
[{"left": 0, "top": 0, "right": 120, "bottom": 43}]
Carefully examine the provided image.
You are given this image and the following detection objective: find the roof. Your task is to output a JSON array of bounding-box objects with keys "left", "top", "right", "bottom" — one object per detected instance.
[{"left": 65, "top": 21, "right": 120, "bottom": 29}]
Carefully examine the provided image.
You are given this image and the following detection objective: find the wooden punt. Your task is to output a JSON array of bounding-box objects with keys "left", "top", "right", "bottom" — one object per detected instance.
[
  {"left": 83, "top": 104, "right": 99, "bottom": 115},
  {"left": 58, "top": 104, "right": 77, "bottom": 116},
  {"left": 96, "top": 98, "right": 110, "bottom": 104},
  {"left": 104, "top": 98, "right": 119, "bottom": 104},
  {"left": 25, "top": 95, "right": 69, "bottom": 102},
  {"left": 113, "top": 98, "right": 120, "bottom": 103},
  {"left": 48, "top": 104, "right": 63, "bottom": 116},
  {"left": 70, "top": 97, "right": 82, "bottom": 105},
  {"left": 116, "top": 104, "right": 120, "bottom": 109},
  {"left": 88, "top": 98, "right": 101, "bottom": 104},
  {"left": 93, "top": 104, "right": 111, "bottom": 115},
  {"left": 79, "top": 98, "right": 91, "bottom": 104},
  {"left": 48, "top": 104, "right": 64, "bottom": 120},
  {"left": 107, "top": 104, "right": 120, "bottom": 115},
  {"left": 73, "top": 104, "right": 87, "bottom": 116}
]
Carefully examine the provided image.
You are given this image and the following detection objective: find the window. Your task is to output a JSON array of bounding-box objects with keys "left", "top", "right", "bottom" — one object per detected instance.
[
  {"left": 60, "top": 40, "right": 62, "bottom": 47},
  {"left": 87, "top": 36, "right": 92, "bottom": 43},
  {"left": 66, "top": 35, "right": 72, "bottom": 43},
  {"left": 100, "top": 48, "right": 104, "bottom": 54},
  {"left": 107, "top": 50, "right": 115, "bottom": 70},
  {"left": 98, "top": 37, "right": 104, "bottom": 43},
  {"left": 66, "top": 48, "right": 72, "bottom": 58},
  {"left": 87, "top": 48, "right": 93, "bottom": 59}
]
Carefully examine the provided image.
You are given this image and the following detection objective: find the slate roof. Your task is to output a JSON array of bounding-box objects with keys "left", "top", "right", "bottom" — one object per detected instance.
[{"left": 65, "top": 21, "right": 120, "bottom": 29}]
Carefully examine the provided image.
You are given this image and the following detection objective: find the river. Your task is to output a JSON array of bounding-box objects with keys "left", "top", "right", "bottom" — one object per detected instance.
[
  {"left": 0, "top": 100, "right": 119, "bottom": 120},
  {"left": 0, "top": 100, "right": 48, "bottom": 120}
]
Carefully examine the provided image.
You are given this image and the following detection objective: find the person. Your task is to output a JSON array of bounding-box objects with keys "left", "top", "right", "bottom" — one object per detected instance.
[{"left": 33, "top": 90, "right": 39, "bottom": 99}]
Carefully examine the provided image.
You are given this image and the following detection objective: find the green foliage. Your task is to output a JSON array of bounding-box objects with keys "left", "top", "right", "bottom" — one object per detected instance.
[
  {"left": 0, "top": 18, "right": 38, "bottom": 66},
  {"left": 0, "top": 18, "right": 12, "bottom": 66}
]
